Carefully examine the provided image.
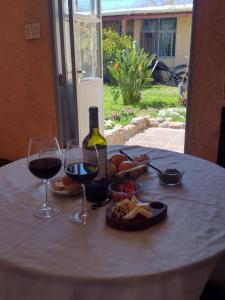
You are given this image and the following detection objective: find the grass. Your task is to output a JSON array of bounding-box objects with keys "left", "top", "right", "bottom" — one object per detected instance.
[
  {"left": 139, "top": 85, "right": 180, "bottom": 109},
  {"left": 104, "top": 84, "right": 181, "bottom": 127}
]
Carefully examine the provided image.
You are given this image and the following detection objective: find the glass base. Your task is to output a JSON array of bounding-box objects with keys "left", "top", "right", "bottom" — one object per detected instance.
[
  {"left": 69, "top": 211, "right": 88, "bottom": 224},
  {"left": 33, "top": 204, "right": 62, "bottom": 219}
]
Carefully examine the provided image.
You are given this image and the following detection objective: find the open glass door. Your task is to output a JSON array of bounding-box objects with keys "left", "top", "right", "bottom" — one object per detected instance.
[{"left": 51, "top": 0, "right": 104, "bottom": 145}]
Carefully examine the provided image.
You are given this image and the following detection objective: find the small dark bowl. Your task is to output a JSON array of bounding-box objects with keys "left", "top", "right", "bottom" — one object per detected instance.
[{"left": 158, "top": 168, "right": 184, "bottom": 186}]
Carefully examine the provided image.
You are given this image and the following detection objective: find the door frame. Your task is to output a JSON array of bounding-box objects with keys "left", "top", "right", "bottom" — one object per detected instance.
[{"left": 49, "top": 0, "right": 103, "bottom": 146}]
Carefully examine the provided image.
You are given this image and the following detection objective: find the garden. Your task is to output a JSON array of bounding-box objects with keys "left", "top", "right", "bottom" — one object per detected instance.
[{"left": 103, "top": 29, "right": 186, "bottom": 130}]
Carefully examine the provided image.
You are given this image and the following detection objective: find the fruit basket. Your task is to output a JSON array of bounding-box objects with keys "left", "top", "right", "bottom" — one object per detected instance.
[{"left": 107, "top": 153, "right": 150, "bottom": 182}]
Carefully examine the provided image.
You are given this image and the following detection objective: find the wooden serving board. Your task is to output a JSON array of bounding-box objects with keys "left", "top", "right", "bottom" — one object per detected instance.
[{"left": 106, "top": 201, "right": 167, "bottom": 231}]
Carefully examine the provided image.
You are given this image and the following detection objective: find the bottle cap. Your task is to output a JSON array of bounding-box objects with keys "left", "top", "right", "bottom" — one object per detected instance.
[{"left": 89, "top": 106, "right": 98, "bottom": 113}]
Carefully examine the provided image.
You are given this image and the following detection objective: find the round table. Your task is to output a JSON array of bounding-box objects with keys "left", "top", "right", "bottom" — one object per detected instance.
[{"left": 0, "top": 145, "right": 225, "bottom": 300}]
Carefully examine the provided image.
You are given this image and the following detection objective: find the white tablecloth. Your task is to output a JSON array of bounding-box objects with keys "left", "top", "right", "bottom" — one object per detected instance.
[{"left": 0, "top": 145, "right": 225, "bottom": 300}]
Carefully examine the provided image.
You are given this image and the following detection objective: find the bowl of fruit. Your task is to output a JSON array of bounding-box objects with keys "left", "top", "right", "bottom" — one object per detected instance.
[
  {"left": 108, "top": 180, "right": 142, "bottom": 202},
  {"left": 107, "top": 153, "right": 150, "bottom": 182}
]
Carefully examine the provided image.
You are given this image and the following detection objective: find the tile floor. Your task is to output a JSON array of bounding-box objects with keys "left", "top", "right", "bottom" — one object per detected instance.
[{"left": 125, "top": 127, "right": 185, "bottom": 153}]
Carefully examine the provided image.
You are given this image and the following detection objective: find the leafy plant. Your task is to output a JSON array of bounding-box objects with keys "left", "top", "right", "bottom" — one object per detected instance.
[
  {"left": 157, "top": 107, "right": 186, "bottom": 122},
  {"left": 108, "top": 43, "right": 155, "bottom": 105},
  {"left": 121, "top": 108, "right": 135, "bottom": 117},
  {"left": 111, "top": 86, "right": 120, "bottom": 104},
  {"left": 103, "top": 28, "right": 133, "bottom": 82},
  {"left": 104, "top": 108, "right": 136, "bottom": 129},
  {"left": 104, "top": 119, "right": 116, "bottom": 130},
  {"left": 110, "top": 112, "right": 120, "bottom": 120}
]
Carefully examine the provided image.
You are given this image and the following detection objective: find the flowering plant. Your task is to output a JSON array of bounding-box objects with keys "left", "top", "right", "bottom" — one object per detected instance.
[{"left": 108, "top": 43, "right": 155, "bottom": 105}]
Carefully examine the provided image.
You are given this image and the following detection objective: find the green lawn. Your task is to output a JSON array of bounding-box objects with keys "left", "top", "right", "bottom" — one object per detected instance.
[
  {"left": 140, "top": 84, "right": 180, "bottom": 109},
  {"left": 104, "top": 84, "right": 180, "bottom": 122}
]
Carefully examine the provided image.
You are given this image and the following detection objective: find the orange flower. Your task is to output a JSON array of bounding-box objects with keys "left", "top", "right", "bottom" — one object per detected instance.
[{"left": 114, "top": 63, "right": 120, "bottom": 70}]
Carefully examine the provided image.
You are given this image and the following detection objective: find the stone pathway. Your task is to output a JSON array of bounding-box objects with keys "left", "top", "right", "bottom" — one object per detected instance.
[{"left": 125, "top": 127, "right": 185, "bottom": 153}]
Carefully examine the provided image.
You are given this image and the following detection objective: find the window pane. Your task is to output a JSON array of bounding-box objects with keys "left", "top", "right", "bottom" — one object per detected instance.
[
  {"left": 141, "top": 17, "right": 176, "bottom": 57},
  {"left": 160, "top": 18, "right": 176, "bottom": 31},
  {"left": 172, "top": 32, "right": 176, "bottom": 56},
  {"left": 159, "top": 32, "right": 173, "bottom": 56},
  {"left": 74, "top": 0, "right": 98, "bottom": 17},
  {"left": 141, "top": 32, "right": 157, "bottom": 55},
  {"left": 102, "top": 20, "right": 122, "bottom": 34},
  {"left": 75, "top": 21, "right": 101, "bottom": 80},
  {"left": 127, "top": 20, "right": 134, "bottom": 36},
  {"left": 142, "top": 19, "right": 159, "bottom": 32}
]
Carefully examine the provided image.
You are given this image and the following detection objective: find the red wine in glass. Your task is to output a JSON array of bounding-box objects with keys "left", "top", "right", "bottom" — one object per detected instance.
[
  {"left": 29, "top": 157, "right": 62, "bottom": 179},
  {"left": 64, "top": 141, "right": 99, "bottom": 224},
  {"left": 65, "top": 162, "right": 99, "bottom": 184},
  {"left": 27, "top": 137, "right": 62, "bottom": 219}
]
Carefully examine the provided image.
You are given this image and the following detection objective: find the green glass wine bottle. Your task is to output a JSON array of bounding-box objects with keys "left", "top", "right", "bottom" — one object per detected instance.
[{"left": 82, "top": 106, "right": 107, "bottom": 203}]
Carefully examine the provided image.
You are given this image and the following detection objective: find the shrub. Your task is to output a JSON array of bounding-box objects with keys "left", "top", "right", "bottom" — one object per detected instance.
[
  {"left": 103, "top": 28, "right": 133, "bottom": 82},
  {"left": 104, "top": 108, "right": 135, "bottom": 129},
  {"left": 108, "top": 43, "right": 155, "bottom": 105},
  {"left": 157, "top": 107, "right": 186, "bottom": 122}
]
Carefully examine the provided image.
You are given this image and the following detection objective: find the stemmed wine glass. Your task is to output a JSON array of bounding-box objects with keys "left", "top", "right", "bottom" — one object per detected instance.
[
  {"left": 64, "top": 140, "right": 99, "bottom": 224},
  {"left": 27, "top": 137, "right": 62, "bottom": 219}
]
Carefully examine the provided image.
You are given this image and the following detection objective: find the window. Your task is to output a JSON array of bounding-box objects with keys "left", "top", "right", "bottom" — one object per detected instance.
[
  {"left": 127, "top": 20, "right": 134, "bottom": 37},
  {"left": 102, "top": 20, "right": 122, "bottom": 34},
  {"left": 141, "top": 18, "right": 176, "bottom": 57}
]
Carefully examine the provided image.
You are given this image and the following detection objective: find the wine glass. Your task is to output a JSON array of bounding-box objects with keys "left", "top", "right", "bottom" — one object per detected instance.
[
  {"left": 27, "top": 137, "right": 62, "bottom": 219},
  {"left": 64, "top": 140, "right": 99, "bottom": 224}
]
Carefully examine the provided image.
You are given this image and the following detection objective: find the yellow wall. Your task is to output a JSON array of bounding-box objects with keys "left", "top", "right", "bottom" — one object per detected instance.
[
  {"left": 133, "top": 20, "right": 141, "bottom": 46},
  {"left": 0, "top": 1, "right": 58, "bottom": 160},
  {"left": 159, "top": 15, "right": 192, "bottom": 67},
  {"left": 175, "top": 15, "right": 192, "bottom": 66},
  {"left": 133, "top": 15, "right": 192, "bottom": 67}
]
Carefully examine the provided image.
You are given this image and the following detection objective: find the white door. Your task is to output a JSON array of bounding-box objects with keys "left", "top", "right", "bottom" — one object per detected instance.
[
  {"left": 71, "top": 0, "right": 104, "bottom": 144},
  {"left": 52, "top": 0, "right": 104, "bottom": 145}
]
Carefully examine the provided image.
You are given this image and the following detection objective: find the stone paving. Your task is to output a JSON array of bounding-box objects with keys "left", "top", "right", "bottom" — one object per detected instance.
[{"left": 125, "top": 127, "right": 185, "bottom": 153}]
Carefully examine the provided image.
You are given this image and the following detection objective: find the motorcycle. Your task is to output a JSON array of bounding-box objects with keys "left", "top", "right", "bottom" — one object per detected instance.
[{"left": 150, "top": 59, "right": 187, "bottom": 87}]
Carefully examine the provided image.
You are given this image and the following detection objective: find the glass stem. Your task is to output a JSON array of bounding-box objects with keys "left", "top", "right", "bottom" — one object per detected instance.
[
  {"left": 82, "top": 184, "right": 87, "bottom": 216},
  {"left": 44, "top": 179, "right": 49, "bottom": 208}
]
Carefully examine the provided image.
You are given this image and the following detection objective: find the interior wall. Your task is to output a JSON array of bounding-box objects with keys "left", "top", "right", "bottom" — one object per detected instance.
[
  {"left": 185, "top": 0, "right": 225, "bottom": 163},
  {"left": 0, "top": 1, "right": 58, "bottom": 160}
]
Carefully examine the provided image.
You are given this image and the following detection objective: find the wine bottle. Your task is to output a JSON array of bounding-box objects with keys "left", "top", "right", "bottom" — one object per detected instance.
[{"left": 82, "top": 106, "right": 107, "bottom": 203}]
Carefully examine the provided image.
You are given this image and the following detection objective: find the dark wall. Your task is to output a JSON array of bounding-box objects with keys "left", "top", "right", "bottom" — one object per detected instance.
[{"left": 185, "top": 0, "right": 225, "bottom": 163}]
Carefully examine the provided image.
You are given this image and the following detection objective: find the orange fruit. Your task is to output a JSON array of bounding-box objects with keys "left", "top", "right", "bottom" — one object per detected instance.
[
  {"left": 111, "top": 154, "right": 127, "bottom": 168},
  {"left": 62, "top": 175, "right": 74, "bottom": 186},
  {"left": 118, "top": 160, "right": 135, "bottom": 172}
]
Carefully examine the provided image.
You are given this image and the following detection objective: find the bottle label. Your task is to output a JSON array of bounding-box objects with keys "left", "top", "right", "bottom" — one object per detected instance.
[{"left": 83, "top": 146, "right": 107, "bottom": 180}]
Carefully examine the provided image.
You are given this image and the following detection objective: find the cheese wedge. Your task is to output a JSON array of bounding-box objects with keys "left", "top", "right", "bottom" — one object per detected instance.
[
  {"left": 116, "top": 199, "right": 130, "bottom": 207},
  {"left": 123, "top": 207, "right": 139, "bottom": 220},
  {"left": 129, "top": 196, "right": 138, "bottom": 211},
  {"left": 136, "top": 202, "right": 150, "bottom": 208},
  {"left": 138, "top": 207, "right": 153, "bottom": 219}
]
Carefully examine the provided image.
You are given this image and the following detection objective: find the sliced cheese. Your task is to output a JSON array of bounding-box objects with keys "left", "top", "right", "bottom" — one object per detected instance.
[
  {"left": 116, "top": 199, "right": 129, "bottom": 207},
  {"left": 123, "top": 207, "right": 139, "bottom": 220},
  {"left": 129, "top": 196, "right": 138, "bottom": 211},
  {"left": 136, "top": 202, "right": 150, "bottom": 208},
  {"left": 138, "top": 207, "right": 153, "bottom": 219}
]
